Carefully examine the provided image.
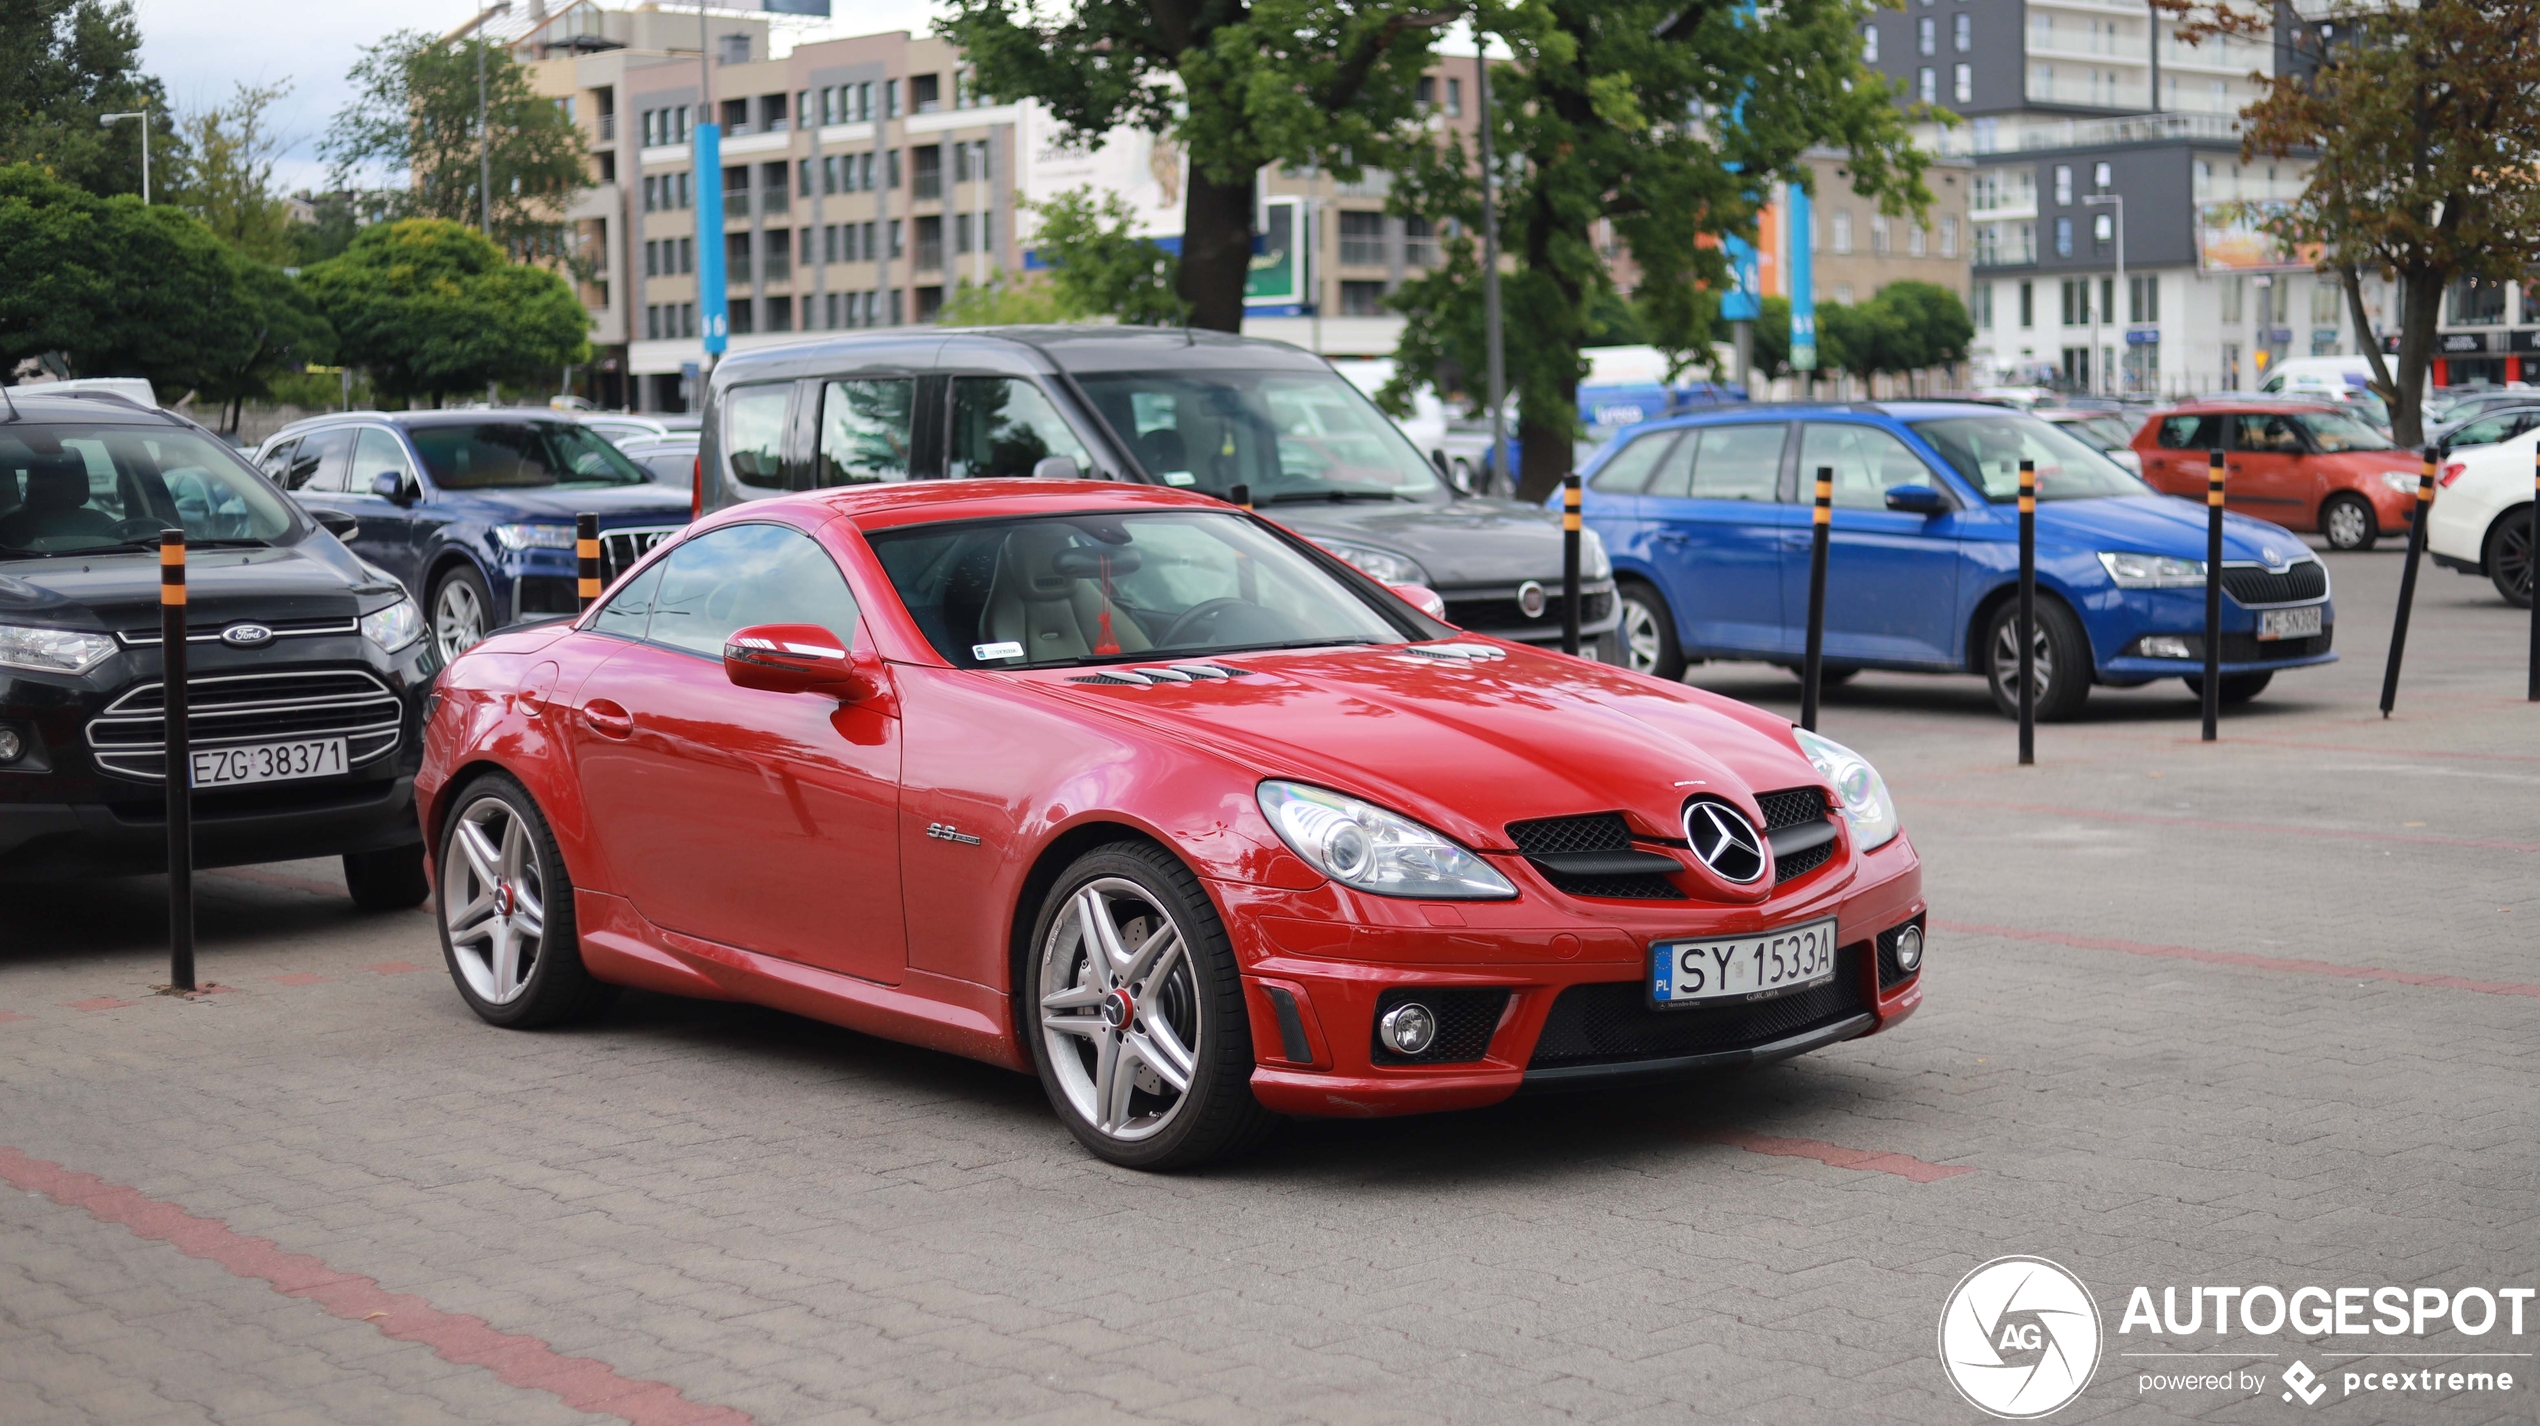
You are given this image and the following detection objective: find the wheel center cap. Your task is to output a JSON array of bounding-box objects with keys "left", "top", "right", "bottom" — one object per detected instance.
[
  {"left": 494, "top": 882, "right": 515, "bottom": 918},
  {"left": 1101, "top": 989, "right": 1134, "bottom": 1029}
]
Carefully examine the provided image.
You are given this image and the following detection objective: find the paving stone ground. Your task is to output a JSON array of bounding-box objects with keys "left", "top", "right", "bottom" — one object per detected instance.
[{"left": 3, "top": 543, "right": 2534, "bottom": 1424}]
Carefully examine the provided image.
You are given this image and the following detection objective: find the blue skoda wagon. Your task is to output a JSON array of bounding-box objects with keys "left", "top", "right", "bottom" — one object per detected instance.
[{"left": 1577, "top": 401, "right": 2336, "bottom": 718}]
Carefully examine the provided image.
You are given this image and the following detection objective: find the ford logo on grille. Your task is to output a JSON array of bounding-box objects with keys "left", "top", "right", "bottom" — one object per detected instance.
[
  {"left": 1683, "top": 800, "right": 1767, "bottom": 885},
  {"left": 220, "top": 623, "right": 275, "bottom": 648}
]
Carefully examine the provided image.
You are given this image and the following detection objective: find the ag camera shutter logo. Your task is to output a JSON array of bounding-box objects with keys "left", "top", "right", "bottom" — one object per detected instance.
[{"left": 1939, "top": 1256, "right": 2103, "bottom": 1418}]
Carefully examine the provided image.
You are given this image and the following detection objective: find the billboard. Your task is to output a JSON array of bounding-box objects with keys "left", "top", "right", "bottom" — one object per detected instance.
[
  {"left": 1244, "top": 196, "right": 1308, "bottom": 310},
  {"left": 2196, "top": 202, "right": 2318, "bottom": 273}
]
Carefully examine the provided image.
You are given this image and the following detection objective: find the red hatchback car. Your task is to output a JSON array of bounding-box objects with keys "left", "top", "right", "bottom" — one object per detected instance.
[
  {"left": 2131, "top": 399, "right": 2423, "bottom": 551},
  {"left": 416, "top": 481, "right": 1927, "bottom": 1168}
]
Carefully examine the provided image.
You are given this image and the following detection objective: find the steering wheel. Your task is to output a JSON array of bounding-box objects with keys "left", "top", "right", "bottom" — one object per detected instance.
[{"left": 1159, "top": 597, "right": 1254, "bottom": 648}]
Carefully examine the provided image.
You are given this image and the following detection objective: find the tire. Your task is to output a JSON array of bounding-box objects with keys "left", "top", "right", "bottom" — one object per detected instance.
[
  {"left": 1982, "top": 596, "right": 2092, "bottom": 722},
  {"left": 2486, "top": 505, "right": 2535, "bottom": 609},
  {"left": 1023, "top": 841, "right": 1274, "bottom": 1170},
  {"left": 1613, "top": 579, "right": 1686, "bottom": 682},
  {"left": 434, "top": 771, "right": 616, "bottom": 1029},
  {"left": 2181, "top": 670, "right": 2273, "bottom": 705},
  {"left": 2320, "top": 493, "right": 2378, "bottom": 552},
  {"left": 343, "top": 844, "right": 429, "bottom": 911},
  {"left": 429, "top": 564, "right": 495, "bottom": 663}
]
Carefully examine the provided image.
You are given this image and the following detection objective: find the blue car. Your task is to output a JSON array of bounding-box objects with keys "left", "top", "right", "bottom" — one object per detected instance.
[
  {"left": 254, "top": 411, "right": 692, "bottom": 660},
  {"left": 1576, "top": 401, "right": 2335, "bottom": 718}
]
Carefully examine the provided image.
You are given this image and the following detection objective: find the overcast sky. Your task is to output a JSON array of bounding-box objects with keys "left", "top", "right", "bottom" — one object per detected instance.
[{"left": 133, "top": 0, "right": 947, "bottom": 193}]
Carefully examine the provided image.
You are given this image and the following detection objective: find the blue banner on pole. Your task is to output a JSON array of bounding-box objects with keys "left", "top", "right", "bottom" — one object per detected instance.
[
  {"left": 1787, "top": 181, "right": 1817, "bottom": 372},
  {"left": 694, "top": 124, "right": 728, "bottom": 356},
  {"left": 1721, "top": 235, "right": 1761, "bottom": 322}
]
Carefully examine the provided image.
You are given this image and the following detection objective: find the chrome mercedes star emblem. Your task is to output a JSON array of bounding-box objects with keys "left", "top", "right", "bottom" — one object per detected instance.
[{"left": 1684, "top": 801, "right": 1767, "bottom": 885}]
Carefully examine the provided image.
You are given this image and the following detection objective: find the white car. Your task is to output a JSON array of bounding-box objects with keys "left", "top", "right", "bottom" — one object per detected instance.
[{"left": 2427, "top": 424, "right": 2536, "bottom": 608}]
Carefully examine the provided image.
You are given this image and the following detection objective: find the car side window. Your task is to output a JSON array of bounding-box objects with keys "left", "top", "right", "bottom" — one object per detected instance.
[
  {"left": 644, "top": 523, "right": 861, "bottom": 659},
  {"left": 817, "top": 378, "right": 914, "bottom": 485},
  {"left": 724, "top": 384, "right": 792, "bottom": 489},
  {"left": 352, "top": 427, "right": 411, "bottom": 492},
  {"left": 1690, "top": 424, "right": 1791, "bottom": 502},
  {"left": 2230, "top": 413, "right": 2303, "bottom": 454},
  {"left": 590, "top": 559, "right": 663, "bottom": 640},
  {"left": 1800, "top": 423, "right": 1938, "bottom": 510},
  {"left": 1587, "top": 431, "right": 1677, "bottom": 493},
  {"left": 293, "top": 428, "right": 354, "bottom": 492},
  {"left": 949, "top": 377, "right": 1093, "bottom": 479},
  {"left": 259, "top": 439, "right": 299, "bottom": 483},
  {"left": 2157, "top": 415, "right": 2222, "bottom": 450}
]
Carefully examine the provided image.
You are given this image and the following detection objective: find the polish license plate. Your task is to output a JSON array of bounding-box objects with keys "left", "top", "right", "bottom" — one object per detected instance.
[
  {"left": 190, "top": 738, "right": 347, "bottom": 789},
  {"left": 2256, "top": 605, "right": 2323, "bottom": 641},
  {"left": 1650, "top": 918, "right": 1840, "bottom": 1007}
]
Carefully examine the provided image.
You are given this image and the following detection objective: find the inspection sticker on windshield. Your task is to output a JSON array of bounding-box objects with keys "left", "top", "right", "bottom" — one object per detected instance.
[
  {"left": 2257, "top": 606, "right": 2322, "bottom": 641},
  {"left": 1649, "top": 918, "right": 1839, "bottom": 1008},
  {"left": 190, "top": 738, "right": 346, "bottom": 789},
  {"left": 972, "top": 642, "right": 1025, "bottom": 661}
]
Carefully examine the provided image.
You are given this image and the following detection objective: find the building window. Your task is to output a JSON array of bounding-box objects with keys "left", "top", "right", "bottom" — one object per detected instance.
[
  {"left": 954, "top": 212, "right": 973, "bottom": 256},
  {"left": 1976, "top": 221, "right": 1999, "bottom": 266},
  {"left": 2059, "top": 279, "right": 2081, "bottom": 326},
  {"left": 2054, "top": 217, "right": 2073, "bottom": 258},
  {"left": 1416, "top": 75, "right": 1437, "bottom": 109},
  {"left": 1446, "top": 77, "right": 1462, "bottom": 115},
  {"left": 1954, "top": 65, "right": 1972, "bottom": 103},
  {"left": 1940, "top": 215, "right": 1960, "bottom": 257},
  {"left": 1973, "top": 283, "right": 1994, "bottom": 326},
  {"left": 1862, "top": 25, "right": 1879, "bottom": 61},
  {"left": 2053, "top": 165, "right": 2073, "bottom": 205},
  {"left": 2130, "top": 274, "right": 2159, "bottom": 324},
  {"left": 1833, "top": 283, "right": 1856, "bottom": 304},
  {"left": 1871, "top": 215, "right": 1891, "bottom": 255},
  {"left": 2092, "top": 213, "right": 2113, "bottom": 245},
  {"left": 2448, "top": 275, "right": 2508, "bottom": 326},
  {"left": 911, "top": 74, "right": 941, "bottom": 113},
  {"left": 2032, "top": 62, "right": 2054, "bottom": 97},
  {"left": 2093, "top": 161, "right": 2112, "bottom": 189},
  {"left": 1404, "top": 216, "right": 1437, "bottom": 268},
  {"left": 729, "top": 300, "right": 754, "bottom": 336},
  {"left": 1339, "top": 280, "right": 1389, "bottom": 316},
  {"left": 1954, "top": 13, "right": 1971, "bottom": 51},
  {"left": 766, "top": 296, "right": 792, "bottom": 332},
  {"left": 1918, "top": 16, "right": 1936, "bottom": 55},
  {"left": 1831, "top": 211, "right": 1854, "bottom": 254},
  {"left": 2018, "top": 281, "right": 2033, "bottom": 328},
  {"left": 1972, "top": 116, "right": 1998, "bottom": 153},
  {"left": 1919, "top": 67, "right": 1936, "bottom": 103},
  {"left": 1909, "top": 223, "right": 1927, "bottom": 257},
  {"left": 1338, "top": 210, "right": 1387, "bottom": 265}
]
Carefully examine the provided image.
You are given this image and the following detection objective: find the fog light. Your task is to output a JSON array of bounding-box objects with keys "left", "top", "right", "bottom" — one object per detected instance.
[
  {"left": 1893, "top": 924, "right": 1924, "bottom": 973},
  {"left": 0, "top": 727, "right": 22, "bottom": 763},
  {"left": 2134, "top": 635, "right": 2192, "bottom": 659},
  {"left": 1378, "top": 1002, "right": 1438, "bottom": 1056}
]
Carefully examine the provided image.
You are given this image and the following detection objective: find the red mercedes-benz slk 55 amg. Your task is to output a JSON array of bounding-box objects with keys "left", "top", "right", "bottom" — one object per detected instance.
[{"left": 416, "top": 480, "right": 1926, "bottom": 1168}]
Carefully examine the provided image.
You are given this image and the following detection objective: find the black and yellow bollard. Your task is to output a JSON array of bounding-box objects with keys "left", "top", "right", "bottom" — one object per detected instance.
[
  {"left": 2017, "top": 459, "right": 2036, "bottom": 765},
  {"left": 161, "top": 530, "right": 195, "bottom": 993},
  {"left": 1561, "top": 474, "right": 1582, "bottom": 656},
  {"left": 577, "top": 513, "right": 602, "bottom": 614},
  {"left": 1801, "top": 465, "right": 1831, "bottom": 732},
  {"left": 2202, "top": 448, "right": 2224, "bottom": 742},
  {"left": 2378, "top": 447, "right": 2435, "bottom": 719},
  {"left": 1229, "top": 482, "right": 1251, "bottom": 512}
]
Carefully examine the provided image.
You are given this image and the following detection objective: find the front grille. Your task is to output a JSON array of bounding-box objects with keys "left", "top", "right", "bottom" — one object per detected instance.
[
  {"left": 2175, "top": 628, "right": 2335, "bottom": 662},
  {"left": 516, "top": 576, "right": 580, "bottom": 617},
  {"left": 601, "top": 526, "right": 682, "bottom": 583},
  {"left": 1445, "top": 589, "right": 1614, "bottom": 631},
  {"left": 118, "top": 616, "right": 359, "bottom": 648},
  {"left": 1527, "top": 945, "right": 1868, "bottom": 1069},
  {"left": 86, "top": 669, "right": 403, "bottom": 781},
  {"left": 1877, "top": 916, "right": 1924, "bottom": 990},
  {"left": 2220, "top": 562, "right": 2327, "bottom": 606},
  {"left": 1506, "top": 812, "right": 1688, "bottom": 901},
  {"left": 1755, "top": 787, "right": 1828, "bottom": 832},
  {"left": 1773, "top": 838, "right": 1837, "bottom": 882},
  {"left": 1371, "top": 987, "right": 1508, "bottom": 1065}
]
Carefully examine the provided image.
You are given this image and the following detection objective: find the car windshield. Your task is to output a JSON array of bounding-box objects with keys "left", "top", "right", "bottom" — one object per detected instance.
[
  {"left": 0, "top": 422, "right": 296, "bottom": 557},
  {"left": 867, "top": 509, "right": 1413, "bottom": 669},
  {"left": 2291, "top": 411, "right": 2393, "bottom": 452},
  {"left": 1909, "top": 413, "right": 2154, "bottom": 503},
  {"left": 408, "top": 421, "right": 652, "bottom": 490},
  {"left": 2065, "top": 415, "right": 2137, "bottom": 450},
  {"left": 1074, "top": 369, "right": 1444, "bottom": 503}
]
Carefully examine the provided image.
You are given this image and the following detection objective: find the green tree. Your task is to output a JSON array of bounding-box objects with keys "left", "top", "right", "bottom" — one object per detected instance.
[
  {"left": 942, "top": 1, "right": 1459, "bottom": 331},
  {"left": 322, "top": 31, "right": 590, "bottom": 260},
  {"left": 2156, "top": 0, "right": 2540, "bottom": 447},
  {"left": 1751, "top": 295, "right": 1793, "bottom": 383},
  {"left": 301, "top": 217, "right": 589, "bottom": 402},
  {"left": 180, "top": 81, "right": 295, "bottom": 264},
  {"left": 1024, "top": 188, "right": 1187, "bottom": 326},
  {"left": 287, "top": 189, "right": 374, "bottom": 268},
  {"left": 1386, "top": 1, "right": 1930, "bottom": 501},
  {"left": 194, "top": 259, "right": 335, "bottom": 434},
  {"left": 0, "top": 0, "right": 182, "bottom": 200},
  {"left": 1874, "top": 280, "right": 1972, "bottom": 381}
]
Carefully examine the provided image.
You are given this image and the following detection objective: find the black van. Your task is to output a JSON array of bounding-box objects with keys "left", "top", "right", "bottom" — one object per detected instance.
[{"left": 0, "top": 390, "right": 436, "bottom": 906}]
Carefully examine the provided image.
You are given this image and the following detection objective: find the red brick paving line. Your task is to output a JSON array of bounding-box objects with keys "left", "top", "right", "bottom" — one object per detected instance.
[
  {"left": 0, "top": 1147, "right": 755, "bottom": 1426},
  {"left": 1687, "top": 1129, "right": 1977, "bottom": 1183},
  {"left": 1912, "top": 796, "right": 2540, "bottom": 854},
  {"left": 1937, "top": 919, "right": 2540, "bottom": 999}
]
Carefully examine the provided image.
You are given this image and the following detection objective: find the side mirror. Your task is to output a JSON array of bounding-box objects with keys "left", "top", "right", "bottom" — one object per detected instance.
[
  {"left": 724, "top": 623, "right": 875, "bottom": 699},
  {"left": 370, "top": 471, "right": 413, "bottom": 504},
  {"left": 1884, "top": 484, "right": 1949, "bottom": 515},
  {"left": 1029, "top": 455, "right": 1082, "bottom": 481},
  {"left": 307, "top": 508, "right": 360, "bottom": 539},
  {"left": 1388, "top": 582, "right": 1449, "bottom": 621}
]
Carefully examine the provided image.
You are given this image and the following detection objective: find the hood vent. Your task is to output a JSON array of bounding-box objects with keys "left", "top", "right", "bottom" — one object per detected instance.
[
  {"left": 1402, "top": 642, "right": 1507, "bottom": 662},
  {"left": 1068, "top": 663, "right": 1257, "bottom": 687}
]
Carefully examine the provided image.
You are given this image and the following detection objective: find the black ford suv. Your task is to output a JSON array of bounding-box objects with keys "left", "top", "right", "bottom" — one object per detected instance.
[
  {"left": 0, "top": 390, "right": 435, "bottom": 907},
  {"left": 694, "top": 328, "right": 1622, "bottom": 656}
]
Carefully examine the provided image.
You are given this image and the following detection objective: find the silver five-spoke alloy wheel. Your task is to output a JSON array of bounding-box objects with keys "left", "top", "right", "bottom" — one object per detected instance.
[
  {"left": 444, "top": 795, "right": 548, "bottom": 1005},
  {"left": 1616, "top": 594, "right": 1665, "bottom": 675},
  {"left": 1038, "top": 878, "right": 1201, "bottom": 1143},
  {"left": 433, "top": 578, "right": 485, "bottom": 662},
  {"left": 1991, "top": 615, "right": 2054, "bottom": 705}
]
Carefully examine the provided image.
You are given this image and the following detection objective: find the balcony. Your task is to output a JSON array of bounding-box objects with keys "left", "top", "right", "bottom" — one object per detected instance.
[
  {"left": 597, "top": 112, "right": 614, "bottom": 141},
  {"left": 761, "top": 187, "right": 788, "bottom": 215},
  {"left": 913, "top": 173, "right": 941, "bottom": 201},
  {"left": 915, "top": 238, "right": 943, "bottom": 272},
  {"left": 2017, "top": 111, "right": 2241, "bottom": 149}
]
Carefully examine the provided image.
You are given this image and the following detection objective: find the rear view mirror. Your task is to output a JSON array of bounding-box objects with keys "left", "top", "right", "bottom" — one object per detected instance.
[
  {"left": 1884, "top": 484, "right": 1949, "bottom": 515},
  {"left": 1030, "top": 455, "right": 1082, "bottom": 481},
  {"left": 725, "top": 624, "right": 860, "bottom": 696},
  {"left": 1388, "top": 582, "right": 1449, "bottom": 621},
  {"left": 306, "top": 507, "right": 359, "bottom": 539},
  {"left": 370, "top": 471, "right": 412, "bottom": 504}
]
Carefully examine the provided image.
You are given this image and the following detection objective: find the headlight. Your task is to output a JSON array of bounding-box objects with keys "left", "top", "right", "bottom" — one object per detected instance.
[
  {"left": 493, "top": 522, "right": 578, "bottom": 552},
  {"left": 2096, "top": 550, "right": 2206, "bottom": 588},
  {"left": 1793, "top": 728, "right": 1900, "bottom": 852},
  {"left": 2378, "top": 470, "right": 2422, "bottom": 494},
  {"left": 1580, "top": 526, "right": 1612, "bottom": 580},
  {"left": 1256, "top": 781, "right": 1515, "bottom": 899},
  {"left": 1318, "top": 539, "right": 1430, "bottom": 586},
  {"left": 359, "top": 598, "right": 425, "bottom": 654},
  {"left": 0, "top": 624, "right": 117, "bottom": 674}
]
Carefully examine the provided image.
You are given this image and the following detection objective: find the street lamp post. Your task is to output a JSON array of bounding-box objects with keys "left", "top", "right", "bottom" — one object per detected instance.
[
  {"left": 471, "top": 2, "right": 513, "bottom": 238},
  {"left": 1475, "top": 45, "right": 1508, "bottom": 497},
  {"left": 2084, "top": 193, "right": 2124, "bottom": 395},
  {"left": 99, "top": 111, "right": 149, "bottom": 204}
]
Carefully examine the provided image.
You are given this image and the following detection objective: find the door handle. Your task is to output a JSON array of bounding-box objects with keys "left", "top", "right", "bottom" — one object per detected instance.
[
  {"left": 581, "top": 699, "right": 633, "bottom": 739},
  {"left": 1654, "top": 530, "right": 1690, "bottom": 545}
]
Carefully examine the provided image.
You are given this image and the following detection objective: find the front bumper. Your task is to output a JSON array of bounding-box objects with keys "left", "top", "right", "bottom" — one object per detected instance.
[
  {"left": 1442, "top": 578, "right": 1622, "bottom": 648},
  {"left": 2087, "top": 585, "right": 2339, "bottom": 682},
  {"left": 1223, "top": 828, "right": 1924, "bottom": 1118}
]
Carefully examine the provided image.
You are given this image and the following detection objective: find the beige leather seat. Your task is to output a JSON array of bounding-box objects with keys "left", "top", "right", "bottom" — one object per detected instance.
[{"left": 979, "top": 525, "right": 1154, "bottom": 660}]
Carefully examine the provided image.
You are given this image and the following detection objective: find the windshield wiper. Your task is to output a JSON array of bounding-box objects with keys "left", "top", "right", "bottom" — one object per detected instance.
[{"left": 1258, "top": 490, "right": 1403, "bottom": 506}]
